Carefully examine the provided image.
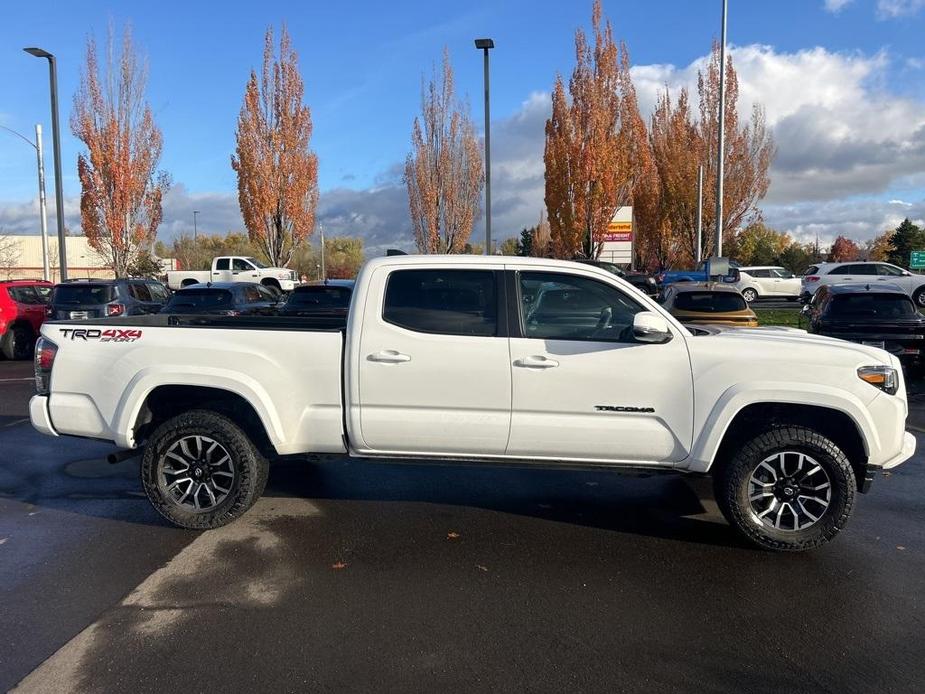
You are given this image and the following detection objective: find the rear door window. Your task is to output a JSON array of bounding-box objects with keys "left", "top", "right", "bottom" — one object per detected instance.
[
  {"left": 215, "top": 258, "right": 230, "bottom": 271},
  {"left": 128, "top": 282, "right": 152, "bottom": 301},
  {"left": 673, "top": 291, "right": 747, "bottom": 313},
  {"left": 383, "top": 269, "right": 497, "bottom": 337},
  {"left": 52, "top": 284, "right": 114, "bottom": 304},
  {"left": 7, "top": 287, "right": 40, "bottom": 304},
  {"left": 830, "top": 293, "right": 916, "bottom": 318},
  {"left": 167, "top": 288, "right": 233, "bottom": 310},
  {"left": 147, "top": 282, "right": 170, "bottom": 301}
]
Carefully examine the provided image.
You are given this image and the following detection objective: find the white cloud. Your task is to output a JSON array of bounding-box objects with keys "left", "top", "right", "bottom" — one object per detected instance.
[
  {"left": 877, "top": 0, "right": 925, "bottom": 18},
  {"left": 824, "top": 0, "right": 854, "bottom": 13}
]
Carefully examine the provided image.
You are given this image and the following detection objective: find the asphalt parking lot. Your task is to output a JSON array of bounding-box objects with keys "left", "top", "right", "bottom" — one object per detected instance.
[{"left": 1, "top": 358, "right": 923, "bottom": 693}]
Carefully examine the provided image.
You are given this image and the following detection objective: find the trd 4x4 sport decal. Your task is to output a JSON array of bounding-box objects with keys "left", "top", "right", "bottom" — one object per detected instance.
[{"left": 59, "top": 328, "right": 143, "bottom": 343}]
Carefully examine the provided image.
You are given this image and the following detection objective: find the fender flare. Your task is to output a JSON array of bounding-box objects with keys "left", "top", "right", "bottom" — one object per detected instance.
[
  {"left": 110, "top": 366, "right": 285, "bottom": 450},
  {"left": 688, "top": 381, "right": 878, "bottom": 473}
]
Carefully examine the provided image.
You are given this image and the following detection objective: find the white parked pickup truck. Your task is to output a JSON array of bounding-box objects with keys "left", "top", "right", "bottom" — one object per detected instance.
[
  {"left": 30, "top": 256, "right": 916, "bottom": 550},
  {"left": 166, "top": 256, "right": 298, "bottom": 292}
]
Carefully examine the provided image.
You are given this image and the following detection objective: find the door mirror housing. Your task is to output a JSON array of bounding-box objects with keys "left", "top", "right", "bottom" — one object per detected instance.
[
  {"left": 633, "top": 311, "right": 673, "bottom": 344},
  {"left": 800, "top": 304, "right": 811, "bottom": 315}
]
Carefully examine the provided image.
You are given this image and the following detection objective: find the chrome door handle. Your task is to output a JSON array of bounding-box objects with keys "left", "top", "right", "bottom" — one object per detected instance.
[
  {"left": 514, "top": 355, "right": 559, "bottom": 369},
  {"left": 369, "top": 350, "right": 412, "bottom": 363}
]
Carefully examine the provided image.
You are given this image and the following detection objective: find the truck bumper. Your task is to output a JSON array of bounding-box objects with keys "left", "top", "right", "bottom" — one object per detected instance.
[
  {"left": 882, "top": 431, "right": 916, "bottom": 470},
  {"left": 279, "top": 279, "right": 297, "bottom": 292},
  {"left": 29, "top": 395, "right": 58, "bottom": 437}
]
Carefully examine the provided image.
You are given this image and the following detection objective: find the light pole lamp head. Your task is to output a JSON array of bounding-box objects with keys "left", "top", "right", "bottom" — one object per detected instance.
[
  {"left": 24, "top": 47, "right": 53, "bottom": 59},
  {"left": 474, "top": 38, "right": 494, "bottom": 50}
]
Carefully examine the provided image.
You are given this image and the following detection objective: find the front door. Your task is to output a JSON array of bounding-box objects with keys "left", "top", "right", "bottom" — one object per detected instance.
[
  {"left": 356, "top": 266, "right": 512, "bottom": 456},
  {"left": 507, "top": 269, "right": 693, "bottom": 464}
]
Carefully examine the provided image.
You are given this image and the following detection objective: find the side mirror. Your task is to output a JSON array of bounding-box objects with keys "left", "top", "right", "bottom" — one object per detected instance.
[
  {"left": 724, "top": 269, "right": 741, "bottom": 283},
  {"left": 903, "top": 270, "right": 912, "bottom": 276},
  {"left": 800, "top": 304, "right": 811, "bottom": 315},
  {"left": 633, "top": 311, "right": 673, "bottom": 344}
]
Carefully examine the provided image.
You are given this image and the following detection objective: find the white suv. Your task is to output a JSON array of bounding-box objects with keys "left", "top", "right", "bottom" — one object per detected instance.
[
  {"left": 801, "top": 261, "right": 925, "bottom": 306},
  {"left": 735, "top": 266, "right": 801, "bottom": 302}
]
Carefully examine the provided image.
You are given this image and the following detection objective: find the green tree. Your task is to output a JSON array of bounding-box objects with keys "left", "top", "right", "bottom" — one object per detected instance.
[
  {"left": 127, "top": 249, "right": 164, "bottom": 278},
  {"left": 732, "top": 222, "right": 789, "bottom": 266},
  {"left": 499, "top": 238, "right": 520, "bottom": 256},
  {"left": 518, "top": 227, "right": 535, "bottom": 257},
  {"left": 887, "top": 219, "right": 925, "bottom": 268},
  {"left": 777, "top": 243, "right": 816, "bottom": 275}
]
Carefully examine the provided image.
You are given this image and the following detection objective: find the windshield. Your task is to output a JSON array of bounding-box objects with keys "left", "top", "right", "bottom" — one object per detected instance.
[
  {"left": 830, "top": 294, "right": 916, "bottom": 318},
  {"left": 166, "top": 288, "right": 234, "bottom": 310},
  {"left": 287, "top": 286, "right": 352, "bottom": 308},
  {"left": 674, "top": 291, "right": 747, "bottom": 313},
  {"left": 52, "top": 284, "right": 115, "bottom": 305},
  {"left": 246, "top": 257, "right": 268, "bottom": 269}
]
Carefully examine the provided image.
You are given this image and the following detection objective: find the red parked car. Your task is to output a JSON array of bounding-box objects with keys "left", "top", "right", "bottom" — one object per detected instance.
[{"left": 0, "top": 279, "right": 53, "bottom": 359}]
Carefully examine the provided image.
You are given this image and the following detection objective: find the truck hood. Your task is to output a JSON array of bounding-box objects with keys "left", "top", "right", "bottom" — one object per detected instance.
[{"left": 688, "top": 324, "right": 896, "bottom": 366}]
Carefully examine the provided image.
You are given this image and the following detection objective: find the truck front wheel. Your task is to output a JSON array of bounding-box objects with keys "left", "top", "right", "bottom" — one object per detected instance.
[
  {"left": 141, "top": 409, "right": 269, "bottom": 529},
  {"left": 714, "top": 426, "right": 856, "bottom": 551}
]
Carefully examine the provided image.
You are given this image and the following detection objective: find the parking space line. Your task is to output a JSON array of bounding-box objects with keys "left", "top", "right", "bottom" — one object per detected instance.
[{"left": 0, "top": 378, "right": 33, "bottom": 383}]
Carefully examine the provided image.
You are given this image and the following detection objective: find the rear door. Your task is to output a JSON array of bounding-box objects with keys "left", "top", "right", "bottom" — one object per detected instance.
[
  {"left": 507, "top": 269, "right": 693, "bottom": 464},
  {"left": 212, "top": 258, "right": 233, "bottom": 283},
  {"left": 356, "top": 265, "right": 511, "bottom": 456}
]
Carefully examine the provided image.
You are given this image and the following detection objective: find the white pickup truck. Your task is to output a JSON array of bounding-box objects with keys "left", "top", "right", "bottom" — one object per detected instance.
[
  {"left": 166, "top": 256, "right": 298, "bottom": 292},
  {"left": 30, "top": 255, "right": 915, "bottom": 551}
]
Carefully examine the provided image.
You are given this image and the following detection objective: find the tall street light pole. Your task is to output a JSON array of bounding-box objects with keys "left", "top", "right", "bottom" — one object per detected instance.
[
  {"left": 475, "top": 38, "right": 494, "bottom": 256},
  {"left": 24, "top": 47, "right": 68, "bottom": 280},
  {"left": 714, "top": 0, "right": 728, "bottom": 258},
  {"left": 0, "top": 124, "right": 50, "bottom": 280},
  {"left": 193, "top": 210, "right": 200, "bottom": 239}
]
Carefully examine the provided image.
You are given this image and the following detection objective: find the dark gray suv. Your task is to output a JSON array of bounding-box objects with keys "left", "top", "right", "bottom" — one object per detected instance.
[{"left": 48, "top": 278, "right": 171, "bottom": 320}]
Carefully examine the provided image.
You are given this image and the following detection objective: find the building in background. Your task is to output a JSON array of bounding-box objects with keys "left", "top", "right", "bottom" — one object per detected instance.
[{"left": 0, "top": 235, "right": 112, "bottom": 281}]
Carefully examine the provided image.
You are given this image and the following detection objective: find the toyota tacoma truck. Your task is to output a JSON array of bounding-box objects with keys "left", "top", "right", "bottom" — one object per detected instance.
[
  {"left": 166, "top": 256, "right": 298, "bottom": 292},
  {"left": 30, "top": 256, "right": 916, "bottom": 551}
]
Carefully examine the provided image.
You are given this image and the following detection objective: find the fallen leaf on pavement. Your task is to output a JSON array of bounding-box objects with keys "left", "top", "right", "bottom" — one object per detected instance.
[
  {"left": 331, "top": 561, "right": 348, "bottom": 570},
  {"left": 476, "top": 564, "right": 488, "bottom": 572},
  {"left": 896, "top": 546, "right": 906, "bottom": 551},
  {"left": 447, "top": 532, "right": 460, "bottom": 540}
]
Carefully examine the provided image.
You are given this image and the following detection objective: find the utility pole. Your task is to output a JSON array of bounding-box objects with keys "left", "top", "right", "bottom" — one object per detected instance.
[
  {"left": 35, "top": 125, "right": 50, "bottom": 281},
  {"left": 319, "top": 224, "right": 326, "bottom": 281},
  {"left": 193, "top": 210, "right": 199, "bottom": 239},
  {"left": 475, "top": 39, "right": 494, "bottom": 255},
  {"left": 714, "top": 0, "right": 728, "bottom": 258},
  {"left": 696, "top": 164, "right": 704, "bottom": 264}
]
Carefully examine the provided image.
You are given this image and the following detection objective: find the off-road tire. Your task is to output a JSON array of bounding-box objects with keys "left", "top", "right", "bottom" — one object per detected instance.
[
  {"left": 1, "top": 324, "right": 34, "bottom": 360},
  {"left": 141, "top": 409, "right": 269, "bottom": 530},
  {"left": 714, "top": 426, "right": 855, "bottom": 551}
]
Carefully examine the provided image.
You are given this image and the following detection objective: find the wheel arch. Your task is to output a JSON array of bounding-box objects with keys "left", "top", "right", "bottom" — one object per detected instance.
[
  {"left": 690, "top": 384, "right": 876, "bottom": 480},
  {"left": 699, "top": 400, "right": 869, "bottom": 491},
  {"left": 180, "top": 278, "right": 199, "bottom": 287},
  {"left": 261, "top": 277, "right": 281, "bottom": 291},
  {"left": 120, "top": 370, "right": 284, "bottom": 455},
  {"left": 130, "top": 384, "right": 278, "bottom": 458}
]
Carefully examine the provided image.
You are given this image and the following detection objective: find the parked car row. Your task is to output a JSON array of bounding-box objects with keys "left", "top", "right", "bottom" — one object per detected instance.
[{"left": 0, "top": 276, "right": 355, "bottom": 360}]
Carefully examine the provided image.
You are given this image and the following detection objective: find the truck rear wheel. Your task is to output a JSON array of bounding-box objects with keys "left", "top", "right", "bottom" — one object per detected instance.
[
  {"left": 141, "top": 409, "right": 269, "bottom": 530},
  {"left": 714, "top": 426, "right": 855, "bottom": 551}
]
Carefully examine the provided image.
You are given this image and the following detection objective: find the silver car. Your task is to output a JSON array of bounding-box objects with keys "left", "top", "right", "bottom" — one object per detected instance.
[{"left": 801, "top": 261, "right": 925, "bottom": 307}]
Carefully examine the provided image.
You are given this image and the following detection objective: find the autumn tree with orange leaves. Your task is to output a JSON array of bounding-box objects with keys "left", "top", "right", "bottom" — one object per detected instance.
[
  {"left": 636, "top": 42, "right": 774, "bottom": 269},
  {"left": 544, "top": 0, "right": 640, "bottom": 260},
  {"left": 71, "top": 25, "right": 169, "bottom": 277},
  {"left": 404, "top": 49, "right": 483, "bottom": 254},
  {"left": 233, "top": 26, "right": 318, "bottom": 267},
  {"left": 829, "top": 235, "right": 861, "bottom": 262}
]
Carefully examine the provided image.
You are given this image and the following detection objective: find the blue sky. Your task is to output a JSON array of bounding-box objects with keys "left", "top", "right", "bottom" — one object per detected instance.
[{"left": 2, "top": 0, "right": 925, "bottom": 251}]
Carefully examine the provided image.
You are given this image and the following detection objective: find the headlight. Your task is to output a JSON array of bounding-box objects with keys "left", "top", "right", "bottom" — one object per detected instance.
[{"left": 857, "top": 365, "right": 899, "bottom": 395}]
